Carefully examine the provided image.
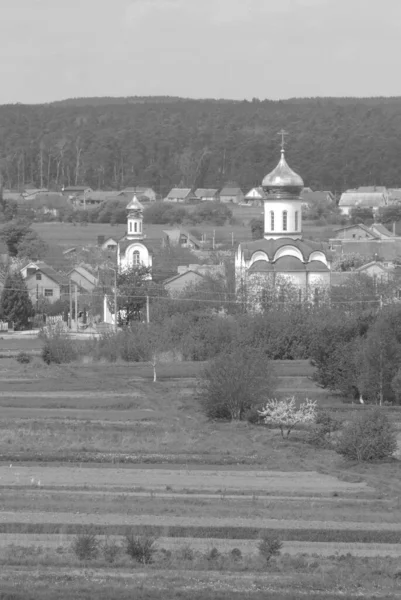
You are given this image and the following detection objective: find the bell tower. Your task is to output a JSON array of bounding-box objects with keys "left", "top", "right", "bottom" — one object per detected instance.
[{"left": 126, "top": 195, "right": 144, "bottom": 240}]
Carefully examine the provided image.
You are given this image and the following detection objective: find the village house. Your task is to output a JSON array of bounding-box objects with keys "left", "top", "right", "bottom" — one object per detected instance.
[
  {"left": 119, "top": 187, "right": 157, "bottom": 202},
  {"left": 338, "top": 190, "right": 388, "bottom": 215},
  {"left": 164, "top": 188, "right": 196, "bottom": 203},
  {"left": 163, "top": 263, "right": 225, "bottom": 296},
  {"left": 68, "top": 265, "right": 98, "bottom": 293},
  {"left": 219, "top": 183, "right": 244, "bottom": 204},
  {"left": 162, "top": 229, "right": 203, "bottom": 250},
  {"left": 61, "top": 186, "right": 93, "bottom": 197},
  {"left": 194, "top": 188, "right": 219, "bottom": 202},
  {"left": 97, "top": 235, "right": 119, "bottom": 251},
  {"left": 21, "top": 261, "right": 68, "bottom": 304},
  {"left": 76, "top": 191, "right": 120, "bottom": 207},
  {"left": 245, "top": 187, "right": 267, "bottom": 206}
]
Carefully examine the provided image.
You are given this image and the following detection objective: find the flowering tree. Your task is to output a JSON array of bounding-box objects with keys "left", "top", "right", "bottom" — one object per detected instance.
[{"left": 258, "top": 397, "right": 317, "bottom": 438}]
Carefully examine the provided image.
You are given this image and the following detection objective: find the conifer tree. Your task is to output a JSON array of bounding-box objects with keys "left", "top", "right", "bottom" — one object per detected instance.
[{"left": 0, "top": 272, "right": 34, "bottom": 330}]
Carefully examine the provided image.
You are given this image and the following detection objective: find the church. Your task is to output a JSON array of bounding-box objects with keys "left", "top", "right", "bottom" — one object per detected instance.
[
  {"left": 235, "top": 135, "right": 330, "bottom": 306},
  {"left": 117, "top": 195, "right": 152, "bottom": 273}
]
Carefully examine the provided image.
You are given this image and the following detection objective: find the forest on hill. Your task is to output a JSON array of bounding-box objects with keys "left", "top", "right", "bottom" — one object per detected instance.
[{"left": 1, "top": 96, "right": 401, "bottom": 195}]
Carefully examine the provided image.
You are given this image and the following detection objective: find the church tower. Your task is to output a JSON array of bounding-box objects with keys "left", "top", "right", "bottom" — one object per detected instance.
[
  {"left": 126, "top": 195, "right": 144, "bottom": 239},
  {"left": 117, "top": 195, "right": 152, "bottom": 273},
  {"left": 262, "top": 130, "right": 304, "bottom": 240}
]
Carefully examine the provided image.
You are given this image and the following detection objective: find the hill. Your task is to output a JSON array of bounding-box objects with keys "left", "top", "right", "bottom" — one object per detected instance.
[{"left": 1, "top": 96, "right": 401, "bottom": 195}]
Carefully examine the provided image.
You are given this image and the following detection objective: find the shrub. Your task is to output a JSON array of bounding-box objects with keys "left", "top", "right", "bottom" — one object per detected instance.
[
  {"left": 258, "top": 535, "right": 283, "bottom": 563},
  {"left": 258, "top": 397, "right": 317, "bottom": 437},
  {"left": 231, "top": 547, "right": 242, "bottom": 561},
  {"left": 204, "top": 547, "right": 220, "bottom": 561},
  {"left": 175, "top": 544, "right": 194, "bottom": 561},
  {"left": 16, "top": 351, "right": 31, "bottom": 364},
  {"left": 101, "top": 536, "right": 121, "bottom": 563},
  {"left": 71, "top": 531, "right": 98, "bottom": 561},
  {"left": 315, "top": 409, "right": 342, "bottom": 435},
  {"left": 245, "top": 406, "right": 264, "bottom": 425},
  {"left": 199, "top": 347, "right": 276, "bottom": 420},
  {"left": 125, "top": 532, "right": 156, "bottom": 564},
  {"left": 41, "top": 332, "right": 79, "bottom": 364},
  {"left": 336, "top": 408, "right": 397, "bottom": 461}
]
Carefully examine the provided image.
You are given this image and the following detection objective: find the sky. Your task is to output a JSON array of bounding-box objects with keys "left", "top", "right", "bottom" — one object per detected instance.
[{"left": 0, "top": 0, "right": 400, "bottom": 104}]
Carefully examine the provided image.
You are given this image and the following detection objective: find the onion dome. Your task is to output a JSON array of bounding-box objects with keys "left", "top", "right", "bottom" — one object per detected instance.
[
  {"left": 126, "top": 194, "right": 144, "bottom": 211},
  {"left": 262, "top": 150, "right": 304, "bottom": 192}
]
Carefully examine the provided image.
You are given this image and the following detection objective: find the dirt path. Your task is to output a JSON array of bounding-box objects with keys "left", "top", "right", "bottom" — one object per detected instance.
[
  {"left": 0, "top": 466, "right": 370, "bottom": 494},
  {"left": 0, "top": 510, "right": 398, "bottom": 531}
]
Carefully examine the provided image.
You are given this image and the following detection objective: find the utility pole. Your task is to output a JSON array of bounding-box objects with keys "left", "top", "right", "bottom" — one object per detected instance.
[
  {"left": 212, "top": 230, "right": 215, "bottom": 250},
  {"left": 75, "top": 285, "right": 78, "bottom": 332},
  {"left": 114, "top": 269, "right": 117, "bottom": 333},
  {"left": 146, "top": 295, "right": 150, "bottom": 324},
  {"left": 231, "top": 231, "right": 234, "bottom": 247},
  {"left": 69, "top": 279, "right": 72, "bottom": 330}
]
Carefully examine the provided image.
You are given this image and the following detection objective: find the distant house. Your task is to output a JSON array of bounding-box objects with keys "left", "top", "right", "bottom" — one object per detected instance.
[
  {"left": 164, "top": 269, "right": 204, "bottom": 296},
  {"left": 388, "top": 189, "right": 401, "bottom": 204},
  {"left": 3, "top": 191, "right": 24, "bottom": 203},
  {"left": 370, "top": 223, "right": 396, "bottom": 239},
  {"left": 339, "top": 191, "right": 387, "bottom": 215},
  {"left": 68, "top": 265, "right": 98, "bottom": 293},
  {"left": 77, "top": 191, "right": 120, "bottom": 207},
  {"left": 62, "top": 186, "right": 93, "bottom": 197},
  {"left": 164, "top": 188, "right": 196, "bottom": 203},
  {"left": 21, "top": 262, "right": 67, "bottom": 304},
  {"left": 219, "top": 184, "right": 244, "bottom": 204},
  {"left": 32, "top": 193, "right": 68, "bottom": 217},
  {"left": 194, "top": 188, "right": 219, "bottom": 202},
  {"left": 119, "top": 187, "right": 157, "bottom": 202},
  {"left": 163, "top": 229, "right": 203, "bottom": 250},
  {"left": 332, "top": 224, "right": 378, "bottom": 241},
  {"left": 97, "top": 235, "right": 119, "bottom": 251},
  {"left": 301, "top": 190, "right": 334, "bottom": 207},
  {"left": 245, "top": 187, "right": 267, "bottom": 205},
  {"left": 355, "top": 261, "right": 392, "bottom": 281}
]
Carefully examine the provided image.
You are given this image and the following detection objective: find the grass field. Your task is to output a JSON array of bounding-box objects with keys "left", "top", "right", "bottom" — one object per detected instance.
[{"left": 0, "top": 348, "right": 400, "bottom": 599}]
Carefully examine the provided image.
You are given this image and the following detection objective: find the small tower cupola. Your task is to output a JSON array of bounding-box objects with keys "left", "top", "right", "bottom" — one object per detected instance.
[
  {"left": 262, "top": 130, "right": 304, "bottom": 241},
  {"left": 126, "top": 195, "right": 144, "bottom": 240}
]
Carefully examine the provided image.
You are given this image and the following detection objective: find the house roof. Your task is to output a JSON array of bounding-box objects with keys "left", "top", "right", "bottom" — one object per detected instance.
[
  {"left": 245, "top": 187, "right": 267, "bottom": 199},
  {"left": 84, "top": 191, "right": 120, "bottom": 202},
  {"left": 163, "top": 229, "right": 202, "bottom": 248},
  {"left": 333, "top": 223, "right": 379, "bottom": 238},
  {"left": 68, "top": 265, "right": 98, "bottom": 286},
  {"left": 339, "top": 192, "right": 386, "bottom": 208},
  {"left": 121, "top": 187, "right": 155, "bottom": 194},
  {"left": 357, "top": 186, "right": 387, "bottom": 194},
  {"left": 62, "top": 186, "right": 92, "bottom": 192},
  {"left": 3, "top": 192, "right": 24, "bottom": 202},
  {"left": 164, "top": 270, "right": 204, "bottom": 286},
  {"left": 194, "top": 188, "right": 218, "bottom": 198},
  {"left": 32, "top": 193, "right": 67, "bottom": 209},
  {"left": 302, "top": 191, "right": 333, "bottom": 204},
  {"left": 220, "top": 186, "right": 243, "bottom": 196},
  {"left": 370, "top": 223, "right": 394, "bottom": 238},
  {"left": 355, "top": 261, "right": 390, "bottom": 273},
  {"left": 240, "top": 237, "right": 330, "bottom": 263},
  {"left": 24, "top": 262, "right": 65, "bottom": 286},
  {"left": 166, "top": 188, "right": 193, "bottom": 199}
]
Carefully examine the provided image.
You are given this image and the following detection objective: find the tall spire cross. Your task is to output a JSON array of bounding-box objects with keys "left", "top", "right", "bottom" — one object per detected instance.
[{"left": 277, "top": 129, "right": 288, "bottom": 152}]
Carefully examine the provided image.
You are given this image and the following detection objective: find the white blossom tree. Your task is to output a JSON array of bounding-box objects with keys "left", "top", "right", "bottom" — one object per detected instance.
[{"left": 258, "top": 397, "right": 317, "bottom": 438}]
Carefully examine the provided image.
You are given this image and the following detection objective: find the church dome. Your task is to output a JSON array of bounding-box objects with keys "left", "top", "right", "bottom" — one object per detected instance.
[{"left": 262, "top": 150, "right": 304, "bottom": 191}]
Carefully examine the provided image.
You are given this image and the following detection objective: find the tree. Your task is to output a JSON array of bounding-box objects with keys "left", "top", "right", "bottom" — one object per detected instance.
[
  {"left": 336, "top": 408, "right": 397, "bottom": 461},
  {"left": 1, "top": 222, "right": 31, "bottom": 256},
  {"left": 377, "top": 205, "right": 401, "bottom": 225},
  {"left": 16, "top": 230, "right": 48, "bottom": 260},
  {"left": 199, "top": 347, "right": 276, "bottom": 420},
  {"left": 356, "top": 319, "right": 401, "bottom": 405},
  {"left": 0, "top": 272, "right": 34, "bottom": 330},
  {"left": 349, "top": 207, "right": 374, "bottom": 225},
  {"left": 112, "top": 266, "right": 163, "bottom": 326},
  {"left": 331, "top": 253, "right": 369, "bottom": 272},
  {"left": 250, "top": 218, "right": 264, "bottom": 240},
  {"left": 258, "top": 397, "right": 317, "bottom": 438}
]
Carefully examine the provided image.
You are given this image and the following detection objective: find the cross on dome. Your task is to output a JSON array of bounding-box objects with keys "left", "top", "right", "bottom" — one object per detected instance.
[{"left": 277, "top": 129, "right": 288, "bottom": 153}]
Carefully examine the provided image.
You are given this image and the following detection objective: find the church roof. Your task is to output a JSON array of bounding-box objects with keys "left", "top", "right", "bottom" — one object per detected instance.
[
  {"left": 262, "top": 150, "right": 304, "bottom": 190},
  {"left": 248, "top": 260, "right": 274, "bottom": 273},
  {"left": 126, "top": 195, "right": 144, "bottom": 211},
  {"left": 240, "top": 237, "right": 330, "bottom": 262},
  {"left": 274, "top": 256, "right": 305, "bottom": 272}
]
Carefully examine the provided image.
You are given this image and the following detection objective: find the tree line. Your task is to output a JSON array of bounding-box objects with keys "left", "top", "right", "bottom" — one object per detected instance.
[{"left": 1, "top": 96, "right": 401, "bottom": 195}]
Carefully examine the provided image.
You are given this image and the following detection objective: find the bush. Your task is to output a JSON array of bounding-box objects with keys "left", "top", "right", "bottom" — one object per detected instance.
[
  {"left": 245, "top": 406, "right": 264, "bottom": 425},
  {"left": 336, "top": 408, "right": 397, "bottom": 461},
  {"left": 125, "top": 532, "right": 157, "bottom": 564},
  {"left": 175, "top": 544, "right": 194, "bottom": 561},
  {"left": 231, "top": 547, "right": 242, "bottom": 561},
  {"left": 41, "top": 332, "right": 79, "bottom": 364},
  {"left": 16, "top": 351, "right": 31, "bottom": 364},
  {"left": 258, "top": 535, "right": 283, "bottom": 563},
  {"left": 315, "top": 409, "right": 342, "bottom": 435},
  {"left": 71, "top": 531, "right": 98, "bottom": 561},
  {"left": 198, "top": 347, "right": 276, "bottom": 420},
  {"left": 204, "top": 547, "right": 220, "bottom": 561},
  {"left": 101, "top": 537, "right": 121, "bottom": 563}
]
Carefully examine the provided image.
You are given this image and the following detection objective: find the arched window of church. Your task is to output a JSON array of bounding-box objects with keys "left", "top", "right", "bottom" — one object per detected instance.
[
  {"left": 133, "top": 250, "right": 140, "bottom": 266},
  {"left": 139, "top": 221, "right": 142, "bottom": 232},
  {"left": 270, "top": 211, "right": 274, "bottom": 231},
  {"left": 295, "top": 211, "right": 299, "bottom": 230},
  {"left": 134, "top": 222, "right": 137, "bottom": 233},
  {"left": 129, "top": 222, "right": 132, "bottom": 232},
  {"left": 282, "top": 211, "right": 288, "bottom": 231}
]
